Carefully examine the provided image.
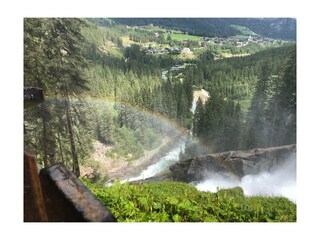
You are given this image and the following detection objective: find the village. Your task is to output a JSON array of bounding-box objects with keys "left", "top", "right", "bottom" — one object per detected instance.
[
  {"left": 119, "top": 23, "right": 290, "bottom": 61},
  {"left": 143, "top": 32, "right": 285, "bottom": 59}
]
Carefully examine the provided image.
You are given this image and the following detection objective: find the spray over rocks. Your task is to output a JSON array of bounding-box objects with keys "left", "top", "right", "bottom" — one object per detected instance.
[
  {"left": 197, "top": 156, "right": 296, "bottom": 201},
  {"left": 170, "top": 144, "right": 296, "bottom": 201}
]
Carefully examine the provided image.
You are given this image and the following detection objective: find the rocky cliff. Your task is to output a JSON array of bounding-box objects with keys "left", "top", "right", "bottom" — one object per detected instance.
[{"left": 169, "top": 145, "right": 296, "bottom": 183}]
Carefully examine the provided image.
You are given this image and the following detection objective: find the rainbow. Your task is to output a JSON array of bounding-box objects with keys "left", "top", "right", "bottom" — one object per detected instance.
[{"left": 27, "top": 95, "right": 211, "bottom": 155}]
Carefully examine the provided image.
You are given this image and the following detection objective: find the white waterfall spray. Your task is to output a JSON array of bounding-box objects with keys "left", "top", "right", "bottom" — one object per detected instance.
[{"left": 196, "top": 156, "right": 296, "bottom": 202}]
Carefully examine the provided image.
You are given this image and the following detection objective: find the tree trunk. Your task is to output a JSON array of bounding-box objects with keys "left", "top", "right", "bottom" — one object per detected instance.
[
  {"left": 40, "top": 103, "right": 57, "bottom": 166},
  {"left": 40, "top": 104, "right": 49, "bottom": 168},
  {"left": 57, "top": 132, "right": 65, "bottom": 165},
  {"left": 64, "top": 94, "right": 80, "bottom": 177},
  {"left": 269, "top": 101, "right": 278, "bottom": 147}
]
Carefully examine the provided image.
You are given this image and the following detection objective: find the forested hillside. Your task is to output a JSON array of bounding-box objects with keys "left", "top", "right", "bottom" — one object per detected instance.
[
  {"left": 24, "top": 17, "right": 296, "bottom": 222},
  {"left": 24, "top": 18, "right": 193, "bottom": 180},
  {"left": 111, "top": 18, "right": 296, "bottom": 40},
  {"left": 24, "top": 18, "right": 296, "bottom": 189},
  {"left": 186, "top": 45, "right": 296, "bottom": 155}
]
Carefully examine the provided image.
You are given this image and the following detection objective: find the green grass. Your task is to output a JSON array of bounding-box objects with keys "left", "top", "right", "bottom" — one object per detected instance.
[
  {"left": 170, "top": 33, "right": 201, "bottom": 41},
  {"left": 83, "top": 180, "right": 296, "bottom": 222},
  {"left": 230, "top": 24, "right": 258, "bottom": 36},
  {"left": 140, "top": 25, "right": 167, "bottom": 33}
]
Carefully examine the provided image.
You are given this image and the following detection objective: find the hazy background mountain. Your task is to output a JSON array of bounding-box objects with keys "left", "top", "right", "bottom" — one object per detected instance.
[{"left": 109, "top": 18, "right": 296, "bottom": 40}]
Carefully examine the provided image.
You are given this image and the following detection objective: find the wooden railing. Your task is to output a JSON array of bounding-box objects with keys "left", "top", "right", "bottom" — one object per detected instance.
[{"left": 24, "top": 153, "right": 116, "bottom": 222}]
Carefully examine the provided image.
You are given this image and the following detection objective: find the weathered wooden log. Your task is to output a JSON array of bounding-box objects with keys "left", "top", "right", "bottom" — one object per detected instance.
[
  {"left": 24, "top": 153, "right": 48, "bottom": 222},
  {"left": 39, "top": 164, "right": 116, "bottom": 222}
]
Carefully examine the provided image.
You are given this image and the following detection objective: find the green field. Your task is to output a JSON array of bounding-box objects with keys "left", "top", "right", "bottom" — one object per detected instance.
[
  {"left": 170, "top": 33, "right": 202, "bottom": 41},
  {"left": 230, "top": 24, "right": 258, "bottom": 37}
]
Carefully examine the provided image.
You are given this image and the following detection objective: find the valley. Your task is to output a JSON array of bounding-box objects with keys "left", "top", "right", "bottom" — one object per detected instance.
[{"left": 24, "top": 18, "right": 296, "bottom": 222}]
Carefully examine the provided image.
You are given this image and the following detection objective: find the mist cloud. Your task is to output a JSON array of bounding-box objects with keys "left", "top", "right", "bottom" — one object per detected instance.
[{"left": 196, "top": 156, "right": 296, "bottom": 202}]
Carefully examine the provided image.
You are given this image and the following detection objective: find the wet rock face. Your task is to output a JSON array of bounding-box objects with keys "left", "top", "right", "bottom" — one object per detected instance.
[{"left": 169, "top": 145, "right": 296, "bottom": 182}]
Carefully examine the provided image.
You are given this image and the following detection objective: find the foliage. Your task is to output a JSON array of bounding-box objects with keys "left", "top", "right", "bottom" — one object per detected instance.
[
  {"left": 24, "top": 18, "right": 92, "bottom": 176},
  {"left": 245, "top": 47, "right": 296, "bottom": 148},
  {"left": 24, "top": 18, "right": 184, "bottom": 171},
  {"left": 24, "top": 99, "right": 94, "bottom": 169},
  {"left": 189, "top": 44, "right": 296, "bottom": 153},
  {"left": 94, "top": 103, "right": 167, "bottom": 161},
  {"left": 79, "top": 158, "right": 109, "bottom": 185},
  {"left": 24, "top": 19, "right": 296, "bottom": 224},
  {"left": 24, "top": 18, "right": 296, "bottom": 179},
  {"left": 83, "top": 180, "right": 296, "bottom": 222},
  {"left": 106, "top": 126, "right": 144, "bottom": 161},
  {"left": 135, "top": 128, "right": 162, "bottom": 150}
]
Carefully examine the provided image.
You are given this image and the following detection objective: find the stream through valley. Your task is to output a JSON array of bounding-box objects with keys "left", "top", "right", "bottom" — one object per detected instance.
[
  {"left": 123, "top": 141, "right": 186, "bottom": 183},
  {"left": 116, "top": 87, "right": 207, "bottom": 184}
]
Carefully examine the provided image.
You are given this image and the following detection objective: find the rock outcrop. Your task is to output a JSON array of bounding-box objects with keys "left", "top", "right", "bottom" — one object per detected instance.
[{"left": 169, "top": 145, "right": 296, "bottom": 183}]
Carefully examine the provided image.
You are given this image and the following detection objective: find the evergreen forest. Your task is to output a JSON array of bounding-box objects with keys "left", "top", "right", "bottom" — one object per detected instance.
[{"left": 24, "top": 18, "right": 296, "bottom": 222}]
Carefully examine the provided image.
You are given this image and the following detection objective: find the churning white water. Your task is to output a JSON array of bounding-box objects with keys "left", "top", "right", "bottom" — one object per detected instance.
[
  {"left": 196, "top": 157, "right": 296, "bottom": 202},
  {"left": 191, "top": 99, "right": 197, "bottom": 114},
  {"left": 122, "top": 141, "right": 186, "bottom": 183}
]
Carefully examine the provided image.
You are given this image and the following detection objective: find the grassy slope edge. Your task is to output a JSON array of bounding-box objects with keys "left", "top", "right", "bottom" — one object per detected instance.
[{"left": 82, "top": 180, "right": 296, "bottom": 222}]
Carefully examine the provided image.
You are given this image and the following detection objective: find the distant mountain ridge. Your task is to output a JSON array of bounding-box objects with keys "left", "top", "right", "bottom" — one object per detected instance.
[{"left": 110, "top": 18, "right": 296, "bottom": 41}]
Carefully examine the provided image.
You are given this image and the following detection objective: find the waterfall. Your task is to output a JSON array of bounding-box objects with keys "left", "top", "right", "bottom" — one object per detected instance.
[{"left": 123, "top": 141, "right": 186, "bottom": 183}]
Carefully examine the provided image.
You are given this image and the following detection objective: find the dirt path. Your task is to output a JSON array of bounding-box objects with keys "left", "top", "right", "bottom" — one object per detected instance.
[{"left": 88, "top": 136, "right": 171, "bottom": 180}]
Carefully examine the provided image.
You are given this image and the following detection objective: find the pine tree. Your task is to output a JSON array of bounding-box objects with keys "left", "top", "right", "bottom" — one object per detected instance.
[
  {"left": 246, "top": 62, "right": 272, "bottom": 148},
  {"left": 96, "top": 108, "right": 114, "bottom": 144},
  {"left": 193, "top": 98, "right": 205, "bottom": 137},
  {"left": 24, "top": 18, "right": 90, "bottom": 177},
  {"left": 267, "top": 48, "right": 296, "bottom": 146},
  {"left": 278, "top": 49, "right": 296, "bottom": 145},
  {"left": 201, "top": 90, "right": 225, "bottom": 152},
  {"left": 223, "top": 101, "right": 242, "bottom": 150}
]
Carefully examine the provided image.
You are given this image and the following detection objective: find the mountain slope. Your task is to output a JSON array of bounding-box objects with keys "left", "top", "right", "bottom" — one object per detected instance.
[{"left": 111, "top": 18, "right": 296, "bottom": 40}]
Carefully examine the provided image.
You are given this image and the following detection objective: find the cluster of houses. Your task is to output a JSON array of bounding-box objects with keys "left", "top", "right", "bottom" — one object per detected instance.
[
  {"left": 141, "top": 35, "right": 278, "bottom": 56},
  {"left": 204, "top": 35, "right": 276, "bottom": 48},
  {"left": 145, "top": 49, "right": 161, "bottom": 54},
  {"left": 145, "top": 47, "right": 192, "bottom": 55},
  {"left": 235, "top": 35, "right": 277, "bottom": 47}
]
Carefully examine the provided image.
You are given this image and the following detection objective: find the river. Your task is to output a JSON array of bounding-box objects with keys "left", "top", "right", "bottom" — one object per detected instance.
[
  {"left": 118, "top": 89, "right": 208, "bottom": 184},
  {"left": 122, "top": 141, "right": 186, "bottom": 183}
]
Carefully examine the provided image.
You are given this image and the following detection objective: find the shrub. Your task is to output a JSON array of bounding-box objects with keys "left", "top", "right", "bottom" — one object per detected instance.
[
  {"left": 82, "top": 180, "right": 296, "bottom": 222},
  {"left": 106, "top": 127, "right": 144, "bottom": 161}
]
